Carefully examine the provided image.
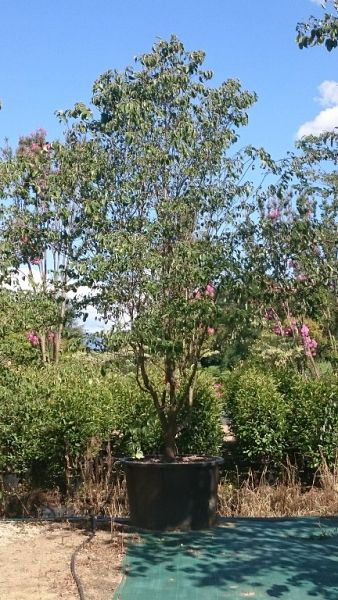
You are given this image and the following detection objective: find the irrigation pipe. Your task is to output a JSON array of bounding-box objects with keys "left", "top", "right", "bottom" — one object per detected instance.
[
  {"left": 70, "top": 517, "right": 97, "bottom": 600},
  {"left": 70, "top": 535, "right": 95, "bottom": 600}
]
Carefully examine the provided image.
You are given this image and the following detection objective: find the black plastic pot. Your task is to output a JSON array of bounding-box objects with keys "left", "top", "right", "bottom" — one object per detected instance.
[{"left": 121, "top": 456, "right": 224, "bottom": 530}]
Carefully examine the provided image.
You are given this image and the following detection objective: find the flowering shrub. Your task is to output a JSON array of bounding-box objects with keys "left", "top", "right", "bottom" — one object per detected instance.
[
  {"left": 1, "top": 127, "right": 94, "bottom": 364},
  {"left": 17, "top": 128, "right": 49, "bottom": 157},
  {"left": 67, "top": 36, "right": 259, "bottom": 458},
  {"left": 262, "top": 308, "right": 320, "bottom": 375}
]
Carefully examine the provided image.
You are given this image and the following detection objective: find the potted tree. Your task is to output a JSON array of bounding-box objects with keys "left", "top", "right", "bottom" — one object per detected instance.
[{"left": 64, "top": 36, "right": 260, "bottom": 529}]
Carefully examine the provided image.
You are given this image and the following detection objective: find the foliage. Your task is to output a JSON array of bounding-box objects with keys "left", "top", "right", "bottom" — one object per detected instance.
[
  {"left": 297, "top": 1, "right": 338, "bottom": 51},
  {"left": 236, "top": 131, "right": 338, "bottom": 376},
  {"left": 177, "top": 371, "right": 224, "bottom": 455},
  {"left": 60, "top": 35, "right": 271, "bottom": 458},
  {"left": 0, "top": 361, "right": 223, "bottom": 486},
  {"left": 246, "top": 318, "right": 327, "bottom": 376},
  {"left": 223, "top": 366, "right": 288, "bottom": 462},
  {"left": 0, "top": 34, "right": 336, "bottom": 472},
  {"left": 223, "top": 364, "right": 338, "bottom": 468},
  {"left": 0, "top": 289, "right": 86, "bottom": 366},
  {"left": 276, "top": 370, "right": 338, "bottom": 467},
  {"left": 0, "top": 130, "right": 99, "bottom": 363}
]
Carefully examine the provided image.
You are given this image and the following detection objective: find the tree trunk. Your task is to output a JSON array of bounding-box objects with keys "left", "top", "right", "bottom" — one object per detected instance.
[
  {"left": 54, "top": 296, "right": 66, "bottom": 364},
  {"left": 40, "top": 334, "right": 48, "bottom": 363},
  {"left": 162, "top": 412, "right": 178, "bottom": 460},
  {"left": 54, "top": 327, "right": 63, "bottom": 364}
]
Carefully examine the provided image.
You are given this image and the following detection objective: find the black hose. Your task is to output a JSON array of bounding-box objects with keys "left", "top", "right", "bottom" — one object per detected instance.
[
  {"left": 70, "top": 515, "right": 98, "bottom": 600},
  {"left": 70, "top": 530, "right": 96, "bottom": 600}
]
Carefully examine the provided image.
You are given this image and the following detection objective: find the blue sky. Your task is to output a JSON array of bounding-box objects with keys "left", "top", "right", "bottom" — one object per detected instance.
[{"left": 1, "top": 0, "right": 337, "bottom": 162}]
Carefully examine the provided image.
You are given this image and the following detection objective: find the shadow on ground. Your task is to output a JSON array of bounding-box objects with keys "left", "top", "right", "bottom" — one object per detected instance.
[{"left": 114, "top": 517, "right": 338, "bottom": 599}]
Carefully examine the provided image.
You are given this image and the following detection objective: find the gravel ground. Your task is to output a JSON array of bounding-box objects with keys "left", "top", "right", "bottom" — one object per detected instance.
[{"left": 0, "top": 521, "right": 125, "bottom": 600}]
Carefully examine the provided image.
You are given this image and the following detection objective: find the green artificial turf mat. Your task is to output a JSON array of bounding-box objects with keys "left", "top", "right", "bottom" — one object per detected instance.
[{"left": 113, "top": 517, "right": 338, "bottom": 599}]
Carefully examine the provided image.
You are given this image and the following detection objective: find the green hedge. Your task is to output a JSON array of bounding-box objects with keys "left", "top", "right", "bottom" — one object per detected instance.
[
  {"left": 177, "top": 372, "right": 224, "bottom": 455},
  {"left": 222, "top": 365, "right": 338, "bottom": 467},
  {"left": 276, "top": 370, "right": 338, "bottom": 467},
  {"left": 0, "top": 361, "right": 223, "bottom": 487},
  {"left": 222, "top": 367, "right": 288, "bottom": 461}
]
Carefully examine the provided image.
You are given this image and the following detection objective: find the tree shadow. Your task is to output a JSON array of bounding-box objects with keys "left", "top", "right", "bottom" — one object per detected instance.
[{"left": 122, "top": 517, "right": 338, "bottom": 599}]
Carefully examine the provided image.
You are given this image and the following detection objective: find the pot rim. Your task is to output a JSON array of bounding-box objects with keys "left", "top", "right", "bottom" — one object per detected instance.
[{"left": 120, "top": 455, "right": 224, "bottom": 468}]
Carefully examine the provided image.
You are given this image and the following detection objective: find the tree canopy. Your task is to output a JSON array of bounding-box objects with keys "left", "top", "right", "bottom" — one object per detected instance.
[{"left": 297, "top": 0, "right": 338, "bottom": 51}]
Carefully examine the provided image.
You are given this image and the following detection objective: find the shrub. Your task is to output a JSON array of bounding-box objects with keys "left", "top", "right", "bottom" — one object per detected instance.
[
  {"left": 0, "top": 361, "right": 223, "bottom": 487},
  {"left": 0, "top": 366, "right": 50, "bottom": 475},
  {"left": 223, "top": 366, "right": 287, "bottom": 462},
  {"left": 276, "top": 370, "right": 338, "bottom": 467},
  {"left": 222, "top": 364, "right": 338, "bottom": 468},
  {"left": 177, "top": 372, "right": 224, "bottom": 455}
]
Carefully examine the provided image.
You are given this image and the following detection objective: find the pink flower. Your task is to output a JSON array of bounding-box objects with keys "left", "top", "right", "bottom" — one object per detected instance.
[
  {"left": 299, "top": 324, "right": 318, "bottom": 357},
  {"left": 207, "top": 327, "right": 215, "bottom": 336},
  {"left": 303, "top": 336, "right": 318, "bottom": 357},
  {"left": 296, "top": 274, "right": 308, "bottom": 282},
  {"left": 273, "top": 326, "right": 284, "bottom": 336},
  {"left": 205, "top": 284, "right": 215, "bottom": 298},
  {"left": 268, "top": 208, "right": 280, "bottom": 220},
  {"left": 26, "top": 331, "right": 40, "bottom": 347},
  {"left": 193, "top": 289, "right": 202, "bottom": 300},
  {"left": 30, "top": 257, "right": 41, "bottom": 265},
  {"left": 283, "top": 327, "right": 293, "bottom": 337}
]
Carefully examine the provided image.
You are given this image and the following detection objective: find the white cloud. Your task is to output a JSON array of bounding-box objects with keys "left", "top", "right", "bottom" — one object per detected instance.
[
  {"left": 310, "top": 0, "right": 324, "bottom": 6},
  {"left": 297, "top": 105, "right": 338, "bottom": 137},
  {"left": 5, "top": 267, "right": 41, "bottom": 291},
  {"left": 296, "top": 80, "right": 338, "bottom": 138},
  {"left": 5, "top": 270, "right": 113, "bottom": 333},
  {"left": 79, "top": 304, "right": 109, "bottom": 333},
  {"left": 315, "top": 80, "right": 338, "bottom": 107}
]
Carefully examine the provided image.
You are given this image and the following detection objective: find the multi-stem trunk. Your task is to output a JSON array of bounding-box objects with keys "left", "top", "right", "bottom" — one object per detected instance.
[{"left": 137, "top": 346, "right": 180, "bottom": 460}]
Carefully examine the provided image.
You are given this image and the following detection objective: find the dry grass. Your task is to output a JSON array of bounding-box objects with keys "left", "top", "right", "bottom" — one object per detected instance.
[
  {"left": 50, "top": 457, "right": 338, "bottom": 519},
  {"left": 0, "top": 438, "right": 129, "bottom": 518},
  {"left": 218, "top": 458, "right": 338, "bottom": 517},
  {"left": 2, "top": 450, "right": 338, "bottom": 519},
  {"left": 67, "top": 439, "right": 129, "bottom": 517}
]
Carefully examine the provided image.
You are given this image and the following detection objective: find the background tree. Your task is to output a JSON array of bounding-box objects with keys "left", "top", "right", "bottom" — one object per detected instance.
[
  {"left": 0, "top": 129, "right": 98, "bottom": 363},
  {"left": 297, "top": 0, "right": 338, "bottom": 51},
  {"left": 238, "top": 131, "right": 338, "bottom": 375}
]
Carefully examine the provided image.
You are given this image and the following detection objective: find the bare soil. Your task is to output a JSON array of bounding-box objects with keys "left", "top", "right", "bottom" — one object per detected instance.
[{"left": 0, "top": 522, "right": 125, "bottom": 600}]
